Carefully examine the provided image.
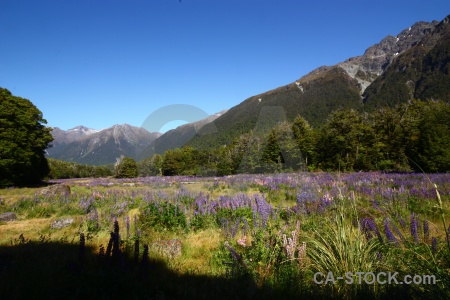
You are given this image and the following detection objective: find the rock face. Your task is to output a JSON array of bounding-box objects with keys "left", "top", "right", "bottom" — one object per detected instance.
[
  {"left": 292, "top": 20, "right": 439, "bottom": 95},
  {"left": 50, "top": 218, "right": 75, "bottom": 229},
  {"left": 337, "top": 21, "right": 439, "bottom": 94},
  {"left": 150, "top": 239, "right": 182, "bottom": 259},
  {"left": 0, "top": 212, "right": 17, "bottom": 222},
  {"left": 363, "top": 15, "right": 450, "bottom": 108},
  {"left": 36, "top": 184, "right": 71, "bottom": 198}
]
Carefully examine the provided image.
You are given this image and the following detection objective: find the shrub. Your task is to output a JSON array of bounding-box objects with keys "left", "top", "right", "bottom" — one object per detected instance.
[
  {"left": 115, "top": 157, "right": 138, "bottom": 178},
  {"left": 140, "top": 202, "right": 187, "bottom": 232}
]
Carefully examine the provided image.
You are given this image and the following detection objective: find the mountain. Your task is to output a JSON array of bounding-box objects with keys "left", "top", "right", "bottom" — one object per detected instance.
[
  {"left": 338, "top": 21, "right": 438, "bottom": 94},
  {"left": 51, "top": 125, "right": 100, "bottom": 143},
  {"left": 46, "top": 15, "right": 450, "bottom": 162},
  {"left": 186, "top": 18, "right": 442, "bottom": 150},
  {"left": 137, "top": 110, "right": 227, "bottom": 160},
  {"left": 363, "top": 15, "right": 450, "bottom": 108},
  {"left": 48, "top": 124, "right": 161, "bottom": 165}
]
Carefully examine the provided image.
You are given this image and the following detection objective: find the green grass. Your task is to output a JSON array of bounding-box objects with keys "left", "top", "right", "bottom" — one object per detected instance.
[{"left": 1, "top": 173, "right": 449, "bottom": 299}]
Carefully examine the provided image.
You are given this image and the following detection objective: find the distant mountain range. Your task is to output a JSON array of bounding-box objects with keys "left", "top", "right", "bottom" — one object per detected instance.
[
  {"left": 47, "top": 124, "right": 161, "bottom": 165},
  {"left": 48, "top": 14, "right": 450, "bottom": 165},
  {"left": 137, "top": 110, "right": 226, "bottom": 161},
  {"left": 47, "top": 111, "right": 225, "bottom": 165}
]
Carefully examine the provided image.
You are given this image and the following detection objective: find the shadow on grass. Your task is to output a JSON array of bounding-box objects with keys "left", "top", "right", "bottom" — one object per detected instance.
[
  {"left": 0, "top": 240, "right": 428, "bottom": 300},
  {"left": 0, "top": 240, "right": 313, "bottom": 300}
]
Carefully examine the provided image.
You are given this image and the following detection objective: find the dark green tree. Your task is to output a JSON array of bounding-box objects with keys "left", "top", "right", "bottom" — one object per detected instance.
[
  {"left": 0, "top": 88, "right": 53, "bottom": 187},
  {"left": 115, "top": 157, "right": 138, "bottom": 178},
  {"left": 139, "top": 154, "right": 163, "bottom": 176},
  {"left": 47, "top": 158, "right": 113, "bottom": 179},
  {"left": 292, "top": 116, "right": 316, "bottom": 170},
  {"left": 216, "top": 146, "right": 236, "bottom": 176},
  {"left": 261, "top": 122, "right": 303, "bottom": 172},
  {"left": 161, "top": 147, "right": 199, "bottom": 176},
  {"left": 161, "top": 149, "right": 183, "bottom": 176},
  {"left": 407, "top": 101, "right": 450, "bottom": 172},
  {"left": 316, "top": 109, "right": 374, "bottom": 171},
  {"left": 368, "top": 105, "right": 414, "bottom": 171},
  {"left": 236, "top": 131, "right": 264, "bottom": 173},
  {"left": 262, "top": 130, "right": 283, "bottom": 172}
]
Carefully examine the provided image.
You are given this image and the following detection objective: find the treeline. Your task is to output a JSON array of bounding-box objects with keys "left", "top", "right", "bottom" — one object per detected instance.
[
  {"left": 47, "top": 158, "right": 113, "bottom": 179},
  {"left": 138, "top": 100, "right": 450, "bottom": 176},
  {"left": 47, "top": 100, "right": 450, "bottom": 179}
]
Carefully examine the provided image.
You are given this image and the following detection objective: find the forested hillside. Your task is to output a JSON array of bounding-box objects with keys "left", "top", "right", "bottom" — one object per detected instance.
[{"left": 138, "top": 100, "right": 450, "bottom": 176}]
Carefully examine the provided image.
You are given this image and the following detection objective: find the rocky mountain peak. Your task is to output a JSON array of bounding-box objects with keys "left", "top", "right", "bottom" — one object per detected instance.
[
  {"left": 67, "top": 125, "right": 99, "bottom": 135},
  {"left": 47, "top": 124, "right": 161, "bottom": 165},
  {"left": 363, "top": 14, "right": 450, "bottom": 107},
  {"left": 336, "top": 20, "right": 439, "bottom": 94}
]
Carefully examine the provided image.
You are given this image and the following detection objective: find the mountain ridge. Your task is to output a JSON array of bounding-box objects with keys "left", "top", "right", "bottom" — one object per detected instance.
[
  {"left": 363, "top": 15, "right": 450, "bottom": 108},
  {"left": 47, "top": 111, "right": 225, "bottom": 164},
  {"left": 186, "top": 17, "right": 446, "bottom": 150},
  {"left": 47, "top": 15, "right": 449, "bottom": 164},
  {"left": 47, "top": 124, "right": 161, "bottom": 165}
]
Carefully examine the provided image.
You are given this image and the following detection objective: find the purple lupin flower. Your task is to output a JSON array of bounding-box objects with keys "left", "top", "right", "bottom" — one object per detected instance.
[
  {"left": 431, "top": 237, "right": 438, "bottom": 254},
  {"left": 230, "top": 219, "right": 240, "bottom": 238},
  {"left": 125, "top": 216, "right": 130, "bottom": 239},
  {"left": 360, "top": 218, "right": 374, "bottom": 241},
  {"left": 252, "top": 210, "right": 258, "bottom": 229},
  {"left": 410, "top": 213, "right": 419, "bottom": 243},
  {"left": 376, "top": 251, "right": 383, "bottom": 261},
  {"left": 423, "top": 219, "right": 430, "bottom": 242},
  {"left": 254, "top": 194, "right": 272, "bottom": 227},
  {"left": 397, "top": 215, "right": 406, "bottom": 229},
  {"left": 384, "top": 218, "right": 398, "bottom": 244},
  {"left": 361, "top": 218, "right": 383, "bottom": 243},
  {"left": 391, "top": 222, "right": 405, "bottom": 242},
  {"left": 241, "top": 217, "right": 250, "bottom": 236}
]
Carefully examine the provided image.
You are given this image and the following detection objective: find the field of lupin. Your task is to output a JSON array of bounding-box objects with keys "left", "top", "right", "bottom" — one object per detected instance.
[{"left": 1, "top": 172, "right": 450, "bottom": 299}]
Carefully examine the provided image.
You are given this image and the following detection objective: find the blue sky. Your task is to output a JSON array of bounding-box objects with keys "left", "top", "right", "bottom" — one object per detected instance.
[{"left": 1, "top": 1, "right": 449, "bottom": 133}]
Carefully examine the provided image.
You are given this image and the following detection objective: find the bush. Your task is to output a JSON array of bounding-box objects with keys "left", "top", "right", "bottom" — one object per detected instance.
[
  {"left": 115, "top": 157, "right": 138, "bottom": 178},
  {"left": 140, "top": 202, "right": 188, "bottom": 232}
]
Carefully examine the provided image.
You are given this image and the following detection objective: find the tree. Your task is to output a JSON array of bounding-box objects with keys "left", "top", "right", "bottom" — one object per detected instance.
[
  {"left": 261, "top": 122, "right": 303, "bottom": 172},
  {"left": 162, "top": 149, "right": 184, "bottom": 176},
  {"left": 115, "top": 156, "right": 138, "bottom": 178},
  {"left": 161, "top": 146, "right": 200, "bottom": 176},
  {"left": 316, "top": 109, "right": 374, "bottom": 171},
  {"left": 47, "top": 158, "right": 113, "bottom": 179},
  {"left": 139, "top": 154, "right": 163, "bottom": 176},
  {"left": 292, "top": 116, "right": 316, "bottom": 170},
  {"left": 0, "top": 88, "right": 53, "bottom": 187},
  {"left": 407, "top": 101, "right": 450, "bottom": 172}
]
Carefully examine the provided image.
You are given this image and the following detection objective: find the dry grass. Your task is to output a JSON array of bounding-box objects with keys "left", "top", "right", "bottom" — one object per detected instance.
[
  {"left": 0, "top": 187, "right": 37, "bottom": 205},
  {"left": 168, "top": 228, "right": 223, "bottom": 275},
  {"left": 0, "top": 217, "right": 80, "bottom": 244}
]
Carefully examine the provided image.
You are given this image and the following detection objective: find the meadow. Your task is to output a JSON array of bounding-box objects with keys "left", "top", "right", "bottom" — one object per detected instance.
[{"left": 0, "top": 172, "right": 449, "bottom": 299}]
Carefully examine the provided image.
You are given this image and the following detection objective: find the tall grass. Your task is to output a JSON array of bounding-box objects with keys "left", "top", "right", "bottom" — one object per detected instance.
[
  {"left": 305, "top": 191, "right": 385, "bottom": 297},
  {"left": 1, "top": 173, "right": 450, "bottom": 298}
]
